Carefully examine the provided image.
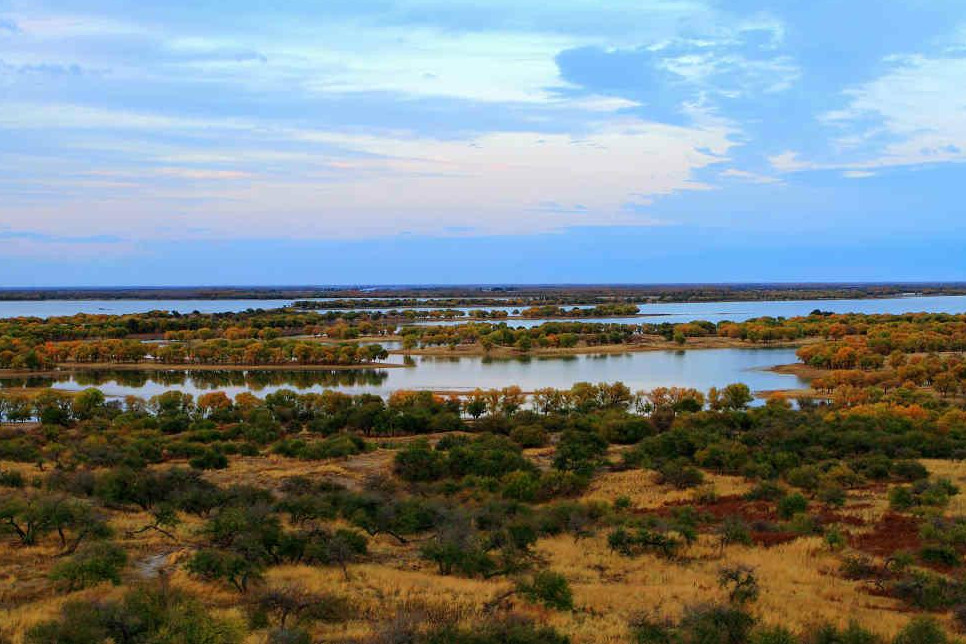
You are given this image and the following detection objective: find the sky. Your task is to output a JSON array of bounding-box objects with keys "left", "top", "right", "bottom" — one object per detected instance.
[{"left": 1, "top": 0, "right": 966, "bottom": 286}]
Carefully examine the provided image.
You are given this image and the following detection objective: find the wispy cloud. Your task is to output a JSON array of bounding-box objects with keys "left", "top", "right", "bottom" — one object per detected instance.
[{"left": 1, "top": 0, "right": 965, "bottom": 269}]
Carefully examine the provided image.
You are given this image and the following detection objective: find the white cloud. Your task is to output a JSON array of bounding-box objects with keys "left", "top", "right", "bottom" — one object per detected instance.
[
  {"left": 720, "top": 168, "right": 781, "bottom": 184},
  {"left": 767, "top": 151, "right": 808, "bottom": 172},
  {"left": 773, "top": 44, "right": 966, "bottom": 175},
  {"left": 0, "top": 106, "right": 735, "bottom": 239},
  {"left": 824, "top": 53, "right": 966, "bottom": 166}
]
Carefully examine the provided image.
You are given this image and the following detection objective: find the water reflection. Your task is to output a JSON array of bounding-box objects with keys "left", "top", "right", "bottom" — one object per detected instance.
[
  {"left": 0, "top": 348, "right": 807, "bottom": 399},
  {"left": 2, "top": 368, "right": 389, "bottom": 395},
  {"left": 3, "top": 294, "right": 966, "bottom": 322}
]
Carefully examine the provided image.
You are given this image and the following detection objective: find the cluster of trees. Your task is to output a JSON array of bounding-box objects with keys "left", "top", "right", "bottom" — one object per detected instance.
[
  {"left": 400, "top": 321, "right": 640, "bottom": 351},
  {"left": 0, "top": 306, "right": 396, "bottom": 343},
  {"left": 2, "top": 338, "right": 388, "bottom": 369},
  {"left": 518, "top": 304, "right": 640, "bottom": 318},
  {"left": 792, "top": 317, "right": 966, "bottom": 404},
  {"left": 151, "top": 339, "right": 388, "bottom": 366}
]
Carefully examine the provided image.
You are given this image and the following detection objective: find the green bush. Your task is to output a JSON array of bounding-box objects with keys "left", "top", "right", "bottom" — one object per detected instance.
[
  {"left": 189, "top": 449, "right": 229, "bottom": 470},
  {"left": 0, "top": 469, "right": 25, "bottom": 488},
  {"left": 516, "top": 571, "right": 574, "bottom": 611},
  {"left": 892, "top": 617, "right": 949, "bottom": 644},
  {"left": 777, "top": 493, "right": 808, "bottom": 519},
  {"left": 186, "top": 549, "right": 264, "bottom": 592},
  {"left": 26, "top": 584, "right": 243, "bottom": 643},
  {"left": 658, "top": 460, "right": 705, "bottom": 490},
  {"left": 919, "top": 544, "right": 961, "bottom": 567},
  {"left": 49, "top": 541, "right": 127, "bottom": 591},
  {"left": 393, "top": 440, "right": 445, "bottom": 482},
  {"left": 509, "top": 425, "right": 549, "bottom": 448}
]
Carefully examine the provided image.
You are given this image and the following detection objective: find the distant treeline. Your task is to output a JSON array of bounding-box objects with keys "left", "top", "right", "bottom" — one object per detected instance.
[{"left": 4, "top": 282, "right": 966, "bottom": 302}]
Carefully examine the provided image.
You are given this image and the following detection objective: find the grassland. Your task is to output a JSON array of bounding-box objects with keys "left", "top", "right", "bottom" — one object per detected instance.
[{"left": 1, "top": 443, "right": 963, "bottom": 643}]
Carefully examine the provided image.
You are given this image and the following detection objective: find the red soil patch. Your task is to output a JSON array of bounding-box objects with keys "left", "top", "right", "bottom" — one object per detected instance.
[
  {"left": 752, "top": 531, "right": 799, "bottom": 547},
  {"left": 658, "top": 495, "right": 869, "bottom": 548},
  {"left": 850, "top": 513, "right": 921, "bottom": 558}
]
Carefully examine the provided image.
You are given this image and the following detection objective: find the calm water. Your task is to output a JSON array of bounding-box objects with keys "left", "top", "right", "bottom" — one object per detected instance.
[
  {"left": 3, "top": 294, "right": 966, "bottom": 321},
  {"left": 0, "top": 299, "right": 301, "bottom": 318},
  {"left": 0, "top": 348, "right": 806, "bottom": 399},
  {"left": 413, "top": 295, "right": 966, "bottom": 327}
]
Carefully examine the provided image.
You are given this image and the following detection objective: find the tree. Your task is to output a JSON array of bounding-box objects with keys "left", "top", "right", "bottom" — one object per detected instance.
[
  {"left": 718, "top": 565, "right": 759, "bottom": 605},
  {"left": 516, "top": 571, "right": 574, "bottom": 611},
  {"left": 187, "top": 549, "right": 264, "bottom": 592},
  {"left": 72, "top": 388, "right": 106, "bottom": 420},
  {"left": 393, "top": 440, "right": 445, "bottom": 482},
  {"left": 26, "top": 584, "right": 243, "bottom": 643},
  {"left": 50, "top": 541, "right": 127, "bottom": 591},
  {"left": 553, "top": 430, "right": 608, "bottom": 475},
  {"left": 709, "top": 383, "right": 753, "bottom": 411}
]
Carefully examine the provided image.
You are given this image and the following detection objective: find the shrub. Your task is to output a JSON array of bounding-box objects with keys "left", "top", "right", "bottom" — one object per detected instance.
[
  {"left": 536, "top": 470, "right": 589, "bottom": 500},
  {"left": 718, "top": 565, "right": 759, "bottom": 605},
  {"left": 678, "top": 603, "right": 756, "bottom": 644},
  {"left": 501, "top": 471, "right": 540, "bottom": 502},
  {"left": 598, "top": 415, "right": 651, "bottom": 445},
  {"left": 186, "top": 549, "right": 264, "bottom": 592},
  {"left": 839, "top": 555, "right": 879, "bottom": 580},
  {"left": 919, "top": 545, "right": 961, "bottom": 567},
  {"left": 777, "top": 493, "right": 808, "bottom": 519},
  {"left": 890, "top": 478, "right": 959, "bottom": 511},
  {"left": 0, "top": 469, "right": 25, "bottom": 488},
  {"left": 893, "top": 460, "right": 929, "bottom": 482},
  {"left": 818, "top": 485, "right": 846, "bottom": 508},
  {"left": 608, "top": 525, "right": 683, "bottom": 559},
  {"left": 250, "top": 586, "right": 353, "bottom": 629},
  {"left": 552, "top": 430, "right": 608, "bottom": 475},
  {"left": 745, "top": 481, "right": 786, "bottom": 502},
  {"left": 892, "top": 617, "right": 949, "bottom": 644},
  {"left": 447, "top": 434, "right": 534, "bottom": 479},
  {"left": 26, "top": 584, "right": 243, "bottom": 643},
  {"left": 803, "top": 622, "right": 882, "bottom": 644},
  {"left": 509, "top": 425, "right": 549, "bottom": 448},
  {"left": 49, "top": 541, "right": 127, "bottom": 591},
  {"left": 657, "top": 460, "right": 705, "bottom": 490},
  {"left": 516, "top": 571, "right": 574, "bottom": 611},
  {"left": 718, "top": 516, "right": 753, "bottom": 546},
  {"left": 393, "top": 441, "right": 445, "bottom": 482},
  {"left": 785, "top": 465, "right": 821, "bottom": 492},
  {"left": 189, "top": 449, "right": 229, "bottom": 470}
]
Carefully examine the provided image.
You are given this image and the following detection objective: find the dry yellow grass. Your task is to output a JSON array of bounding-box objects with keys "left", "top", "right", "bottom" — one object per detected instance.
[
  {"left": 584, "top": 468, "right": 754, "bottom": 510},
  {"left": 5, "top": 457, "right": 966, "bottom": 643},
  {"left": 537, "top": 533, "right": 916, "bottom": 642},
  {"left": 171, "top": 449, "right": 399, "bottom": 492}
]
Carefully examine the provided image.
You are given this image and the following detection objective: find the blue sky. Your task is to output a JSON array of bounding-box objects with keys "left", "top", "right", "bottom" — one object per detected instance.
[{"left": 1, "top": 0, "right": 965, "bottom": 285}]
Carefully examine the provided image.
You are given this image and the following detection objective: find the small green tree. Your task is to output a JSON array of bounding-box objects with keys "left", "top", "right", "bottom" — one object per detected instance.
[{"left": 50, "top": 541, "right": 127, "bottom": 591}]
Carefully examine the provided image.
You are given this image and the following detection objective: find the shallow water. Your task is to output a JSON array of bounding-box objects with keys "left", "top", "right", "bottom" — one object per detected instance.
[
  {"left": 2, "top": 294, "right": 965, "bottom": 321},
  {"left": 0, "top": 347, "right": 806, "bottom": 399},
  {"left": 413, "top": 295, "right": 966, "bottom": 327}
]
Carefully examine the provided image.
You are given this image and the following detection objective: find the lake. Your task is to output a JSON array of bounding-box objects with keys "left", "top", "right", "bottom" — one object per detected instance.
[
  {"left": 413, "top": 295, "right": 966, "bottom": 327},
  {"left": 2, "top": 294, "right": 966, "bottom": 321},
  {"left": 0, "top": 347, "right": 807, "bottom": 399}
]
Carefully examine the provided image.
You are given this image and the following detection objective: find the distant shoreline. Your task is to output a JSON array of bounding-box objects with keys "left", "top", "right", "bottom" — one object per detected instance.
[{"left": 1, "top": 282, "right": 964, "bottom": 303}]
